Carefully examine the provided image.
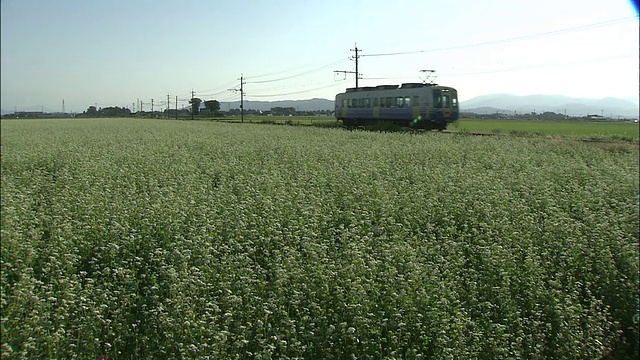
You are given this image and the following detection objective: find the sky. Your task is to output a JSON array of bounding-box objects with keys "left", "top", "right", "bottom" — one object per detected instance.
[{"left": 1, "top": 0, "right": 638, "bottom": 113}]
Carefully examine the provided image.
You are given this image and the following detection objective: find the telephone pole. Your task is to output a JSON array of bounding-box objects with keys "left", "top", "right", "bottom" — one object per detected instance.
[
  {"left": 191, "top": 90, "right": 195, "bottom": 120},
  {"left": 151, "top": 99, "right": 154, "bottom": 114},
  {"left": 240, "top": 75, "right": 244, "bottom": 123},
  {"left": 228, "top": 75, "right": 246, "bottom": 123},
  {"left": 334, "top": 44, "right": 362, "bottom": 88},
  {"left": 352, "top": 45, "right": 360, "bottom": 88}
]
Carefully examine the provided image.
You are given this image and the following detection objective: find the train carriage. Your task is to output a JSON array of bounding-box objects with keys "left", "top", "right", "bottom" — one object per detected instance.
[{"left": 335, "top": 83, "right": 459, "bottom": 130}]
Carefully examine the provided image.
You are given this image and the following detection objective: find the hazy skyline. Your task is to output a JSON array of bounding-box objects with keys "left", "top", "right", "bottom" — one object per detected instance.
[{"left": 1, "top": 0, "right": 638, "bottom": 113}]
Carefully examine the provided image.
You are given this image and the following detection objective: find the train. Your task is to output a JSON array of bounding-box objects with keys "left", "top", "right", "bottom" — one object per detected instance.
[{"left": 335, "top": 83, "right": 459, "bottom": 130}]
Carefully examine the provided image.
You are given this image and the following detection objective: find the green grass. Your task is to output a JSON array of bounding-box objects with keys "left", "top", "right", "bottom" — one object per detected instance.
[
  {"left": 205, "top": 115, "right": 341, "bottom": 127},
  {"left": 449, "top": 118, "right": 640, "bottom": 140},
  {"left": 2, "top": 118, "right": 638, "bottom": 358}
]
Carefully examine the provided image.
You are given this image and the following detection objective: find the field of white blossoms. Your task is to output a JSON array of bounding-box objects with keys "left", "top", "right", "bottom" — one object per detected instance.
[{"left": 1, "top": 118, "right": 638, "bottom": 359}]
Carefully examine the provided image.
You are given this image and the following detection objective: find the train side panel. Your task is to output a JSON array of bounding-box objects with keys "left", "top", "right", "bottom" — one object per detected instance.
[{"left": 335, "top": 85, "right": 458, "bottom": 129}]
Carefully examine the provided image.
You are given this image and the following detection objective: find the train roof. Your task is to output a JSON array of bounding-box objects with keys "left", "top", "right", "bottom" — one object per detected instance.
[
  {"left": 344, "top": 83, "right": 441, "bottom": 93},
  {"left": 400, "top": 82, "right": 437, "bottom": 88}
]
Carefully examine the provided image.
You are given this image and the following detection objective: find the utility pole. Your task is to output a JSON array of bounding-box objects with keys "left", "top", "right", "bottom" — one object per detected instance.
[
  {"left": 151, "top": 99, "right": 154, "bottom": 114},
  {"left": 228, "top": 75, "right": 246, "bottom": 123},
  {"left": 352, "top": 45, "right": 360, "bottom": 88},
  {"left": 240, "top": 74, "right": 244, "bottom": 123},
  {"left": 334, "top": 44, "right": 362, "bottom": 88},
  {"left": 191, "top": 90, "right": 195, "bottom": 120},
  {"left": 62, "top": 99, "right": 65, "bottom": 113}
]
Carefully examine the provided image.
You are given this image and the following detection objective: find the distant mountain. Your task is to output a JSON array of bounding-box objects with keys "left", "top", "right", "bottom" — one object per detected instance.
[
  {"left": 220, "top": 98, "right": 334, "bottom": 112},
  {"left": 460, "top": 94, "right": 639, "bottom": 118},
  {"left": 4, "top": 94, "right": 638, "bottom": 117}
]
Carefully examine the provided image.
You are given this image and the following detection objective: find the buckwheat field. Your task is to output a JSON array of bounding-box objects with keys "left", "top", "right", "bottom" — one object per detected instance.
[{"left": 1, "top": 118, "right": 638, "bottom": 359}]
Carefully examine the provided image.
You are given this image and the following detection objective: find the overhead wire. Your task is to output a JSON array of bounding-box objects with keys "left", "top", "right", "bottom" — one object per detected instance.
[
  {"left": 442, "top": 53, "right": 636, "bottom": 77},
  {"left": 362, "top": 16, "right": 636, "bottom": 57},
  {"left": 245, "top": 58, "right": 350, "bottom": 84},
  {"left": 247, "top": 80, "right": 348, "bottom": 98},
  {"left": 134, "top": 17, "right": 636, "bottom": 105},
  {"left": 243, "top": 60, "right": 341, "bottom": 80}
]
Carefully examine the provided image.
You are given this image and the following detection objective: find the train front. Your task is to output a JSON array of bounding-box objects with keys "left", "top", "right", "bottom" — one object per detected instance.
[{"left": 425, "top": 87, "right": 459, "bottom": 129}]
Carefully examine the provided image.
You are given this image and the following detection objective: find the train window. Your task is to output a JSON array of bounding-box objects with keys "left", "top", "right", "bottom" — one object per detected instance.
[
  {"left": 442, "top": 94, "right": 450, "bottom": 107},
  {"left": 374, "top": 98, "right": 379, "bottom": 107},
  {"left": 452, "top": 98, "right": 458, "bottom": 107},
  {"left": 386, "top": 97, "right": 393, "bottom": 107},
  {"left": 364, "top": 98, "right": 371, "bottom": 108},
  {"left": 396, "top": 97, "right": 403, "bottom": 107},
  {"left": 342, "top": 99, "right": 346, "bottom": 108},
  {"left": 347, "top": 99, "right": 353, "bottom": 108},
  {"left": 404, "top": 97, "right": 411, "bottom": 107}
]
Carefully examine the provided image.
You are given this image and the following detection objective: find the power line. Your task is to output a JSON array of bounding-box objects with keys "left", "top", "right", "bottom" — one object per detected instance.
[
  {"left": 442, "top": 53, "right": 635, "bottom": 77},
  {"left": 127, "top": 17, "right": 636, "bottom": 108},
  {"left": 245, "top": 58, "right": 349, "bottom": 84},
  {"left": 362, "top": 16, "right": 636, "bottom": 57},
  {"left": 247, "top": 80, "right": 347, "bottom": 98}
]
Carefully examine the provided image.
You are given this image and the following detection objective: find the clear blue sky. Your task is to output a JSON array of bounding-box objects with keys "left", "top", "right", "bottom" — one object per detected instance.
[{"left": 1, "top": 0, "right": 638, "bottom": 113}]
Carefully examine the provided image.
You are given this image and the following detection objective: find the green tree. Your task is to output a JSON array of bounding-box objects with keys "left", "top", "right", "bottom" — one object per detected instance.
[
  {"left": 204, "top": 100, "right": 221, "bottom": 116},
  {"left": 189, "top": 98, "right": 202, "bottom": 115},
  {"left": 86, "top": 106, "right": 98, "bottom": 116}
]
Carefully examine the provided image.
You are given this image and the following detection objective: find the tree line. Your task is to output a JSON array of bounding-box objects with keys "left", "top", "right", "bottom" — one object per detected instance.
[
  {"left": 76, "top": 99, "right": 336, "bottom": 118},
  {"left": 189, "top": 98, "right": 220, "bottom": 116},
  {"left": 77, "top": 106, "right": 131, "bottom": 118}
]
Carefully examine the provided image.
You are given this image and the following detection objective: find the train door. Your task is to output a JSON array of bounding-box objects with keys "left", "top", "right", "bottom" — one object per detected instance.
[
  {"left": 411, "top": 95, "right": 421, "bottom": 119},
  {"left": 433, "top": 89, "right": 458, "bottom": 120},
  {"left": 373, "top": 97, "right": 380, "bottom": 118},
  {"left": 341, "top": 98, "right": 348, "bottom": 118}
]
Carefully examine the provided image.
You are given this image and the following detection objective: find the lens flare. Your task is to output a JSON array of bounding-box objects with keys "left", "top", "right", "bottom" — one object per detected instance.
[{"left": 630, "top": 0, "right": 639, "bottom": 15}]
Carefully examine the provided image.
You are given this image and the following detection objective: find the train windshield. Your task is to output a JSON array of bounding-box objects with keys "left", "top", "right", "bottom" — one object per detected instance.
[{"left": 434, "top": 89, "right": 458, "bottom": 108}]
